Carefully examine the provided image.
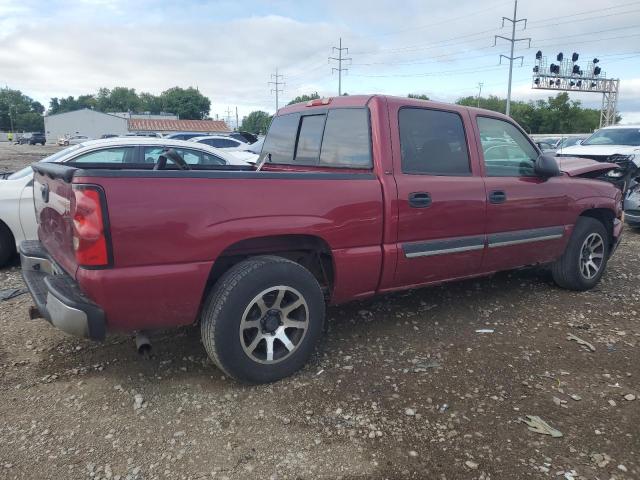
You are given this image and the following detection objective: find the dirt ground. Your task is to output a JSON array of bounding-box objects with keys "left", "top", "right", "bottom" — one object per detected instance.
[{"left": 0, "top": 143, "right": 638, "bottom": 480}]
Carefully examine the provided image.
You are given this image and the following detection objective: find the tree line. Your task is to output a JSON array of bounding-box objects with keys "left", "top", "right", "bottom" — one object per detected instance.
[
  {"left": 240, "top": 92, "right": 605, "bottom": 135},
  {"left": 49, "top": 86, "right": 211, "bottom": 120},
  {"left": 0, "top": 88, "right": 46, "bottom": 132}
]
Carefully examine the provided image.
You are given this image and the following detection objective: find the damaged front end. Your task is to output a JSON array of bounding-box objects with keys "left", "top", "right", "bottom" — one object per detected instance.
[{"left": 556, "top": 153, "right": 639, "bottom": 192}]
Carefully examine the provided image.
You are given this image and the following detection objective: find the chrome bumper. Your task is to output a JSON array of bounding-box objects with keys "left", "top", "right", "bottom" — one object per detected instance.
[{"left": 19, "top": 241, "right": 105, "bottom": 340}]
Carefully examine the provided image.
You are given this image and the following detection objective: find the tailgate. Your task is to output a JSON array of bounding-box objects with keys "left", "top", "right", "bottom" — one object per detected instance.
[{"left": 33, "top": 163, "right": 79, "bottom": 277}]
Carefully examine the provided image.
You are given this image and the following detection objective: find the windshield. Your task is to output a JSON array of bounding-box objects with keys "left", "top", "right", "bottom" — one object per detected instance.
[
  {"left": 582, "top": 128, "right": 640, "bottom": 146},
  {"left": 6, "top": 144, "right": 83, "bottom": 180}
]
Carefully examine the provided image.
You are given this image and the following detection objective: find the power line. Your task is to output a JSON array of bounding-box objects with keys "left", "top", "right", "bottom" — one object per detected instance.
[
  {"left": 527, "top": 0, "right": 640, "bottom": 24},
  {"left": 329, "top": 37, "right": 351, "bottom": 96},
  {"left": 494, "top": 0, "right": 530, "bottom": 117},
  {"left": 268, "top": 67, "right": 284, "bottom": 111},
  {"left": 350, "top": 0, "right": 511, "bottom": 39}
]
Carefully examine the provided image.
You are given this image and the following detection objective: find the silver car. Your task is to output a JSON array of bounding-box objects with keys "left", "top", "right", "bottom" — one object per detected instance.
[{"left": 624, "top": 181, "right": 640, "bottom": 228}]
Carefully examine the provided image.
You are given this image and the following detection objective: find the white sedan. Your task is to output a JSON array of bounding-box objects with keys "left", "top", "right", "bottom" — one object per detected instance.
[{"left": 0, "top": 137, "right": 249, "bottom": 267}]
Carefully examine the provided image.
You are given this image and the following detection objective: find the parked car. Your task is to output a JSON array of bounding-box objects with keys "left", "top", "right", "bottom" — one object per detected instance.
[
  {"left": 125, "top": 132, "right": 162, "bottom": 138},
  {"left": 21, "top": 95, "right": 622, "bottom": 384},
  {"left": 165, "top": 132, "right": 206, "bottom": 141},
  {"left": 623, "top": 182, "right": 640, "bottom": 228},
  {"left": 100, "top": 134, "right": 119, "bottom": 139},
  {"left": 0, "top": 137, "right": 248, "bottom": 267},
  {"left": 230, "top": 131, "right": 259, "bottom": 144},
  {"left": 17, "top": 132, "right": 46, "bottom": 145},
  {"left": 189, "top": 135, "right": 249, "bottom": 150},
  {"left": 58, "top": 135, "right": 91, "bottom": 146},
  {"left": 556, "top": 125, "right": 640, "bottom": 191},
  {"left": 556, "top": 135, "right": 588, "bottom": 151},
  {"left": 535, "top": 141, "right": 557, "bottom": 154},
  {"left": 245, "top": 137, "right": 264, "bottom": 154}
]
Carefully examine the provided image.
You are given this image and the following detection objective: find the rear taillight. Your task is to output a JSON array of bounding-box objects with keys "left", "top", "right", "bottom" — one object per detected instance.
[{"left": 72, "top": 185, "right": 111, "bottom": 267}]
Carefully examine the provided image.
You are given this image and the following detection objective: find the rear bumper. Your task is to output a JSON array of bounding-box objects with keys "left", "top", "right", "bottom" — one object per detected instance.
[{"left": 20, "top": 241, "right": 105, "bottom": 340}]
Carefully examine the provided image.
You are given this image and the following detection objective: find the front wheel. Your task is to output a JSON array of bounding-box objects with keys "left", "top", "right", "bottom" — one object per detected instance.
[
  {"left": 551, "top": 217, "right": 609, "bottom": 291},
  {"left": 200, "top": 255, "right": 325, "bottom": 383}
]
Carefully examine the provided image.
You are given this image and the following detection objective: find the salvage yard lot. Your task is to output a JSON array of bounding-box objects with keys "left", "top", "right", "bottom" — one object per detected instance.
[{"left": 0, "top": 144, "right": 638, "bottom": 480}]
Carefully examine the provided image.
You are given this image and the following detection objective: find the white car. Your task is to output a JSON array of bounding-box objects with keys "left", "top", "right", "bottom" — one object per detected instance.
[
  {"left": 0, "top": 137, "right": 249, "bottom": 267},
  {"left": 188, "top": 135, "right": 249, "bottom": 150},
  {"left": 58, "top": 135, "right": 92, "bottom": 146},
  {"left": 556, "top": 125, "right": 640, "bottom": 186}
]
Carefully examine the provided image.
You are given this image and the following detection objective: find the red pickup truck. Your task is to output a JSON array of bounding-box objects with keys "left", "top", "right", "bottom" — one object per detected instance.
[{"left": 22, "top": 95, "right": 622, "bottom": 383}]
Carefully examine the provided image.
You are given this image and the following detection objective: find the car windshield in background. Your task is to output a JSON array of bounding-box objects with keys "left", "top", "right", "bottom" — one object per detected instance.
[
  {"left": 6, "top": 144, "right": 82, "bottom": 180},
  {"left": 582, "top": 128, "right": 640, "bottom": 146}
]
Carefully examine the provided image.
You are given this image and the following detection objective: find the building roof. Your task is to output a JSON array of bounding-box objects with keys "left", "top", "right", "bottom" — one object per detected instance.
[{"left": 128, "top": 118, "right": 231, "bottom": 132}]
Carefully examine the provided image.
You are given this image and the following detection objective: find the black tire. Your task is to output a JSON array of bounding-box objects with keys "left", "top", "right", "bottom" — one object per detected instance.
[
  {"left": 200, "top": 255, "right": 325, "bottom": 383},
  {"left": 0, "top": 223, "right": 16, "bottom": 268},
  {"left": 551, "top": 217, "right": 609, "bottom": 291}
]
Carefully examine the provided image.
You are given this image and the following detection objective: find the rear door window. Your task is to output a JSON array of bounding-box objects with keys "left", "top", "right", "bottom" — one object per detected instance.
[
  {"left": 399, "top": 108, "right": 470, "bottom": 175},
  {"left": 206, "top": 138, "right": 240, "bottom": 148},
  {"left": 72, "top": 147, "right": 136, "bottom": 164}
]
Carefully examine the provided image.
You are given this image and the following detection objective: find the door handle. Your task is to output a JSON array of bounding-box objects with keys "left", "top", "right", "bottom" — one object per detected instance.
[
  {"left": 409, "top": 192, "right": 432, "bottom": 208},
  {"left": 489, "top": 190, "right": 506, "bottom": 204}
]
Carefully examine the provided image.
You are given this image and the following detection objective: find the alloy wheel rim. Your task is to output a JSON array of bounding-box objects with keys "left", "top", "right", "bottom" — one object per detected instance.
[
  {"left": 239, "top": 286, "right": 309, "bottom": 364},
  {"left": 579, "top": 233, "right": 605, "bottom": 280}
]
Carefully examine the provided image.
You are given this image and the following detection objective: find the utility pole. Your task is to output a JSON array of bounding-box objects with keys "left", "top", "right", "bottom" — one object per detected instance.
[
  {"left": 494, "top": 0, "right": 530, "bottom": 117},
  {"left": 329, "top": 37, "right": 351, "bottom": 96},
  {"left": 224, "top": 106, "right": 233, "bottom": 129},
  {"left": 235, "top": 106, "right": 239, "bottom": 131},
  {"left": 269, "top": 68, "right": 284, "bottom": 111},
  {"left": 476, "top": 82, "right": 483, "bottom": 107}
]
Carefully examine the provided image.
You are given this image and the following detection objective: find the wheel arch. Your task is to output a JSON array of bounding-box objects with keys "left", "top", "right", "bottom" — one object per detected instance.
[
  {"left": 203, "top": 234, "right": 335, "bottom": 306},
  {"left": 0, "top": 218, "right": 17, "bottom": 264},
  {"left": 578, "top": 208, "right": 615, "bottom": 248}
]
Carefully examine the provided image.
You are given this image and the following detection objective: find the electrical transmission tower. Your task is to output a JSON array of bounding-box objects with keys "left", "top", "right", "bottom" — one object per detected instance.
[
  {"left": 329, "top": 38, "right": 351, "bottom": 96},
  {"left": 224, "top": 106, "right": 233, "bottom": 129},
  {"left": 494, "top": 0, "right": 530, "bottom": 117},
  {"left": 269, "top": 68, "right": 285, "bottom": 111},
  {"left": 477, "top": 82, "right": 483, "bottom": 107}
]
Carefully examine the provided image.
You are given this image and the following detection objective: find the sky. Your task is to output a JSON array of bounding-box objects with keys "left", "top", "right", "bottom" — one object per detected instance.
[{"left": 1, "top": 0, "right": 640, "bottom": 127}]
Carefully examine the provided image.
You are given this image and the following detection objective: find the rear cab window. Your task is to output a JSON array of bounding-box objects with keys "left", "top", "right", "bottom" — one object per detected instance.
[{"left": 260, "top": 108, "right": 372, "bottom": 169}]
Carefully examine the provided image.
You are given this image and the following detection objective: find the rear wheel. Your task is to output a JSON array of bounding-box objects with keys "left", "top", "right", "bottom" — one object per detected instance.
[
  {"left": 200, "top": 255, "right": 325, "bottom": 383},
  {"left": 551, "top": 217, "right": 609, "bottom": 291},
  {"left": 0, "top": 223, "right": 16, "bottom": 268}
]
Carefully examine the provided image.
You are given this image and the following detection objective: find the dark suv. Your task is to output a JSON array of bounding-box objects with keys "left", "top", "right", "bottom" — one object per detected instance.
[{"left": 18, "top": 132, "right": 46, "bottom": 145}]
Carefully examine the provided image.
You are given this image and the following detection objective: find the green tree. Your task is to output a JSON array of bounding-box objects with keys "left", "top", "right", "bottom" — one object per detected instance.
[
  {"left": 0, "top": 88, "right": 44, "bottom": 131},
  {"left": 158, "top": 87, "right": 210, "bottom": 119},
  {"left": 240, "top": 111, "right": 272, "bottom": 134},
  {"left": 456, "top": 93, "right": 604, "bottom": 134},
  {"left": 139, "top": 92, "right": 163, "bottom": 114},
  {"left": 287, "top": 92, "right": 320, "bottom": 105},
  {"left": 49, "top": 94, "right": 97, "bottom": 115},
  {"left": 408, "top": 93, "right": 430, "bottom": 100},
  {"left": 96, "top": 87, "right": 141, "bottom": 112}
]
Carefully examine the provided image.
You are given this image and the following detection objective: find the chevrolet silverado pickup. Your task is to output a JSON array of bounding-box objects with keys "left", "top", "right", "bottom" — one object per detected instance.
[{"left": 21, "top": 95, "right": 623, "bottom": 383}]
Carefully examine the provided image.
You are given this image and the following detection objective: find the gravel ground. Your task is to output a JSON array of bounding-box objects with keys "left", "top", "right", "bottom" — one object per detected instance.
[{"left": 0, "top": 144, "right": 638, "bottom": 479}]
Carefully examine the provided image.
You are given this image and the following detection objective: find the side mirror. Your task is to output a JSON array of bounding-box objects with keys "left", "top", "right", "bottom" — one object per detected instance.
[
  {"left": 534, "top": 154, "right": 561, "bottom": 178},
  {"left": 576, "top": 139, "right": 583, "bottom": 145}
]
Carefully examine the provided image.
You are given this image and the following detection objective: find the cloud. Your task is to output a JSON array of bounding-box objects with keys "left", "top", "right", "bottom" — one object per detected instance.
[{"left": 0, "top": 0, "right": 638, "bottom": 121}]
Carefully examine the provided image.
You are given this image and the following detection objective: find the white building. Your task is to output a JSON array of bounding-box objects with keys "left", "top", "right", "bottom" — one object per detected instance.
[
  {"left": 44, "top": 108, "right": 230, "bottom": 142},
  {"left": 44, "top": 109, "right": 128, "bottom": 142}
]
